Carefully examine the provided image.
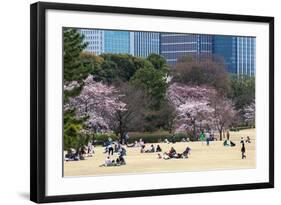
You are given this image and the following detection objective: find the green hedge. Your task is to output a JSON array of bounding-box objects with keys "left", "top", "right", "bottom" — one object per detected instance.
[
  {"left": 93, "top": 132, "right": 191, "bottom": 145},
  {"left": 230, "top": 125, "right": 255, "bottom": 132},
  {"left": 92, "top": 132, "right": 194, "bottom": 145},
  {"left": 92, "top": 133, "right": 118, "bottom": 145},
  {"left": 127, "top": 132, "right": 188, "bottom": 143}
]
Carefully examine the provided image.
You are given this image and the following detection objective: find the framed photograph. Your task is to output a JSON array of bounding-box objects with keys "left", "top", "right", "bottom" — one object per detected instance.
[{"left": 30, "top": 1, "right": 274, "bottom": 203}]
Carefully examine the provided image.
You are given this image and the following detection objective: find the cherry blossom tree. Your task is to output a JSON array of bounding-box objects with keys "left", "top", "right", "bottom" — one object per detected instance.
[
  {"left": 209, "top": 94, "right": 236, "bottom": 140},
  {"left": 243, "top": 100, "right": 255, "bottom": 126},
  {"left": 167, "top": 83, "right": 216, "bottom": 139},
  {"left": 167, "top": 83, "right": 237, "bottom": 141},
  {"left": 65, "top": 75, "right": 126, "bottom": 133}
]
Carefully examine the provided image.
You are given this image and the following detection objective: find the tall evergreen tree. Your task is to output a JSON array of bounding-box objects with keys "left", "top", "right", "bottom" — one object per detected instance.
[
  {"left": 63, "top": 28, "right": 89, "bottom": 150},
  {"left": 63, "top": 28, "right": 89, "bottom": 82}
]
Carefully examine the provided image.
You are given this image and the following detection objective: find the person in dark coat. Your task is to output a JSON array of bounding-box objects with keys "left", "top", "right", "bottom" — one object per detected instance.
[
  {"left": 156, "top": 145, "right": 162, "bottom": 152},
  {"left": 241, "top": 142, "right": 246, "bottom": 159}
]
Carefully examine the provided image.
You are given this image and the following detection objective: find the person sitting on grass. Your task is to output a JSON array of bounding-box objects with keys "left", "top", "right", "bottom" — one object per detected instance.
[
  {"left": 156, "top": 145, "right": 162, "bottom": 152},
  {"left": 246, "top": 136, "right": 251, "bottom": 143},
  {"left": 118, "top": 153, "right": 126, "bottom": 165},
  {"left": 65, "top": 149, "right": 77, "bottom": 161},
  {"left": 145, "top": 144, "right": 155, "bottom": 153},
  {"left": 166, "top": 147, "right": 177, "bottom": 158},
  {"left": 163, "top": 152, "right": 170, "bottom": 160},
  {"left": 182, "top": 146, "right": 191, "bottom": 158},
  {"left": 100, "top": 156, "right": 114, "bottom": 167},
  {"left": 77, "top": 147, "right": 86, "bottom": 160},
  {"left": 105, "top": 156, "right": 112, "bottom": 166},
  {"left": 181, "top": 137, "right": 188, "bottom": 142},
  {"left": 157, "top": 153, "right": 162, "bottom": 159},
  {"left": 164, "top": 138, "right": 170, "bottom": 144},
  {"left": 223, "top": 140, "right": 235, "bottom": 147}
]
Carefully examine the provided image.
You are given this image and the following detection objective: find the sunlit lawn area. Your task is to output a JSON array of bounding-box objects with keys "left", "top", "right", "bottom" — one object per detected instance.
[{"left": 64, "top": 128, "right": 255, "bottom": 177}]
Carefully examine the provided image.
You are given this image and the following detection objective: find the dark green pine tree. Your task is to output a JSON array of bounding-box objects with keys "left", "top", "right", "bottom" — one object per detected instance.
[
  {"left": 63, "top": 28, "right": 89, "bottom": 82},
  {"left": 63, "top": 28, "right": 90, "bottom": 150}
]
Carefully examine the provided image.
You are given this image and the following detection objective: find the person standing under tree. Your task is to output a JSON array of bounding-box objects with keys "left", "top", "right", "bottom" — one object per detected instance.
[
  {"left": 199, "top": 131, "right": 205, "bottom": 145},
  {"left": 205, "top": 131, "right": 210, "bottom": 146}
]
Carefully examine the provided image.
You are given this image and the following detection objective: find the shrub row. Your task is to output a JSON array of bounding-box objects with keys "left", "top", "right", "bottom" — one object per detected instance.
[
  {"left": 230, "top": 125, "right": 255, "bottom": 132},
  {"left": 91, "top": 132, "right": 190, "bottom": 145},
  {"left": 128, "top": 132, "right": 189, "bottom": 143}
]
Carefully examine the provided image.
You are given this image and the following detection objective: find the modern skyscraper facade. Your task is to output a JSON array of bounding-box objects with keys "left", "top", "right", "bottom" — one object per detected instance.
[
  {"left": 160, "top": 33, "right": 212, "bottom": 65},
  {"left": 212, "top": 36, "right": 237, "bottom": 73},
  {"left": 213, "top": 36, "right": 255, "bottom": 76},
  {"left": 78, "top": 28, "right": 255, "bottom": 76},
  {"left": 134, "top": 32, "right": 160, "bottom": 57},
  {"left": 236, "top": 37, "right": 256, "bottom": 76},
  {"left": 78, "top": 29, "right": 104, "bottom": 55},
  {"left": 104, "top": 31, "right": 133, "bottom": 55}
]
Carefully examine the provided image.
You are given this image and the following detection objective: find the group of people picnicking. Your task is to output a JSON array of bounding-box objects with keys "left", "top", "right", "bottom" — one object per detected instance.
[
  {"left": 65, "top": 141, "right": 94, "bottom": 161},
  {"left": 65, "top": 130, "right": 252, "bottom": 165},
  {"left": 100, "top": 137, "right": 127, "bottom": 167},
  {"left": 158, "top": 146, "right": 191, "bottom": 160},
  {"left": 139, "top": 140, "right": 191, "bottom": 160}
]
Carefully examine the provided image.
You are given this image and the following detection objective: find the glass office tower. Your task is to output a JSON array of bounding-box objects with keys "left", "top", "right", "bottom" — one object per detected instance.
[
  {"left": 78, "top": 29, "right": 104, "bottom": 55},
  {"left": 160, "top": 33, "right": 212, "bottom": 65},
  {"left": 104, "top": 31, "right": 132, "bottom": 54},
  {"left": 213, "top": 36, "right": 255, "bottom": 76},
  {"left": 212, "top": 36, "right": 237, "bottom": 73},
  {"left": 134, "top": 32, "right": 160, "bottom": 57},
  {"left": 236, "top": 37, "right": 256, "bottom": 76}
]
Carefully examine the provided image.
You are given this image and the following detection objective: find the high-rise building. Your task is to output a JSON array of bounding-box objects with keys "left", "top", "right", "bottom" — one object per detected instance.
[
  {"left": 78, "top": 29, "right": 104, "bottom": 55},
  {"left": 236, "top": 37, "right": 256, "bottom": 76},
  {"left": 78, "top": 28, "right": 255, "bottom": 76},
  {"left": 104, "top": 31, "right": 133, "bottom": 55},
  {"left": 160, "top": 33, "right": 213, "bottom": 65},
  {"left": 213, "top": 36, "right": 255, "bottom": 76},
  {"left": 134, "top": 32, "right": 160, "bottom": 57},
  {"left": 212, "top": 36, "right": 237, "bottom": 73}
]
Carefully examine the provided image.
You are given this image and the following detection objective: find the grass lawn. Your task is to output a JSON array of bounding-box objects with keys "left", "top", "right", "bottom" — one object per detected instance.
[{"left": 64, "top": 128, "right": 255, "bottom": 177}]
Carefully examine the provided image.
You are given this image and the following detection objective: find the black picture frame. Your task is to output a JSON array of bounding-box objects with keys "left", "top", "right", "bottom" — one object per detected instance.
[{"left": 30, "top": 1, "right": 274, "bottom": 203}]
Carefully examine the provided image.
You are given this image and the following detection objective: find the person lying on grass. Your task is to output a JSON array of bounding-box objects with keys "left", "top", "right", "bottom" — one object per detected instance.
[{"left": 127, "top": 140, "right": 144, "bottom": 148}]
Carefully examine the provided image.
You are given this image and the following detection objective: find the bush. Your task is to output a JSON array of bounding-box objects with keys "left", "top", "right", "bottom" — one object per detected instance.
[
  {"left": 127, "top": 132, "right": 190, "bottom": 143},
  {"left": 230, "top": 125, "right": 255, "bottom": 132},
  {"left": 91, "top": 131, "right": 196, "bottom": 146},
  {"left": 92, "top": 133, "right": 118, "bottom": 145}
]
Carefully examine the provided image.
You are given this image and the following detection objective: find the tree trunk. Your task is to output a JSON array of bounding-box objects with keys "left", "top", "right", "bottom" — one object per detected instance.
[
  {"left": 192, "top": 119, "right": 196, "bottom": 141},
  {"left": 219, "top": 129, "right": 223, "bottom": 141}
]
